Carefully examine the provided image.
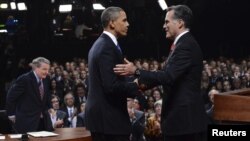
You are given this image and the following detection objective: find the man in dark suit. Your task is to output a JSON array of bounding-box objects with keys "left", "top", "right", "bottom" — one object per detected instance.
[
  {"left": 60, "top": 92, "right": 78, "bottom": 128},
  {"left": 6, "top": 57, "right": 51, "bottom": 134},
  {"left": 74, "top": 83, "right": 87, "bottom": 110},
  {"left": 130, "top": 109, "right": 145, "bottom": 141},
  {"left": 114, "top": 5, "right": 207, "bottom": 141},
  {"left": 127, "top": 98, "right": 145, "bottom": 141},
  {"left": 85, "top": 6, "right": 140, "bottom": 141}
]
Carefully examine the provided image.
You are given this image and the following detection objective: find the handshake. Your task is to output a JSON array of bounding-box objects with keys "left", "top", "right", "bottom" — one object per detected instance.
[{"left": 113, "top": 58, "right": 147, "bottom": 90}]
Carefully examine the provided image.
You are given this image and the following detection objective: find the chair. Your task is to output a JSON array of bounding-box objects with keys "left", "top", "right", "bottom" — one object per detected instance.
[{"left": 0, "top": 110, "right": 12, "bottom": 134}]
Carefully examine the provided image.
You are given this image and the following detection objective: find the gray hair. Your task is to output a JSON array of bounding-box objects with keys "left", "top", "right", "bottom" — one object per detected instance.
[
  {"left": 154, "top": 99, "right": 162, "bottom": 107},
  {"left": 31, "top": 57, "right": 50, "bottom": 69},
  {"left": 101, "top": 6, "right": 124, "bottom": 28},
  {"left": 167, "top": 5, "right": 193, "bottom": 29},
  {"left": 208, "top": 89, "right": 219, "bottom": 96},
  {"left": 64, "top": 92, "right": 75, "bottom": 104}
]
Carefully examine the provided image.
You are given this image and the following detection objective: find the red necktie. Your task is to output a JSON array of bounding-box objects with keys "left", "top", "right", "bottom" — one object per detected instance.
[
  {"left": 166, "top": 44, "right": 176, "bottom": 64},
  {"left": 39, "top": 80, "right": 44, "bottom": 100},
  {"left": 170, "top": 43, "right": 176, "bottom": 51}
]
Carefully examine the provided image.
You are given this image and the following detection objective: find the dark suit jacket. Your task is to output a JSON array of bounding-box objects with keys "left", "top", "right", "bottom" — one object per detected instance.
[
  {"left": 138, "top": 33, "right": 207, "bottom": 135},
  {"left": 131, "top": 110, "right": 145, "bottom": 141},
  {"left": 76, "top": 112, "right": 85, "bottom": 127},
  {"left": 6, "top": 71, "right": 51, "bottom": 133},
  {"left": 85, "top": 33, "right": 139, "bottom": 135},
  {"left": 60, "top": 106, "right": 77, "bottom": 127}
]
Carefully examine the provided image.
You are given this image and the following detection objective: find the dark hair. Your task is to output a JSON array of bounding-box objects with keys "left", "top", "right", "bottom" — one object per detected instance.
[
  {"left": 75, "top": 83, "right": 86, "bottom": 91},
  {"left": 167, "top": 5, "right": 193, "bottom": 29},
  {"left": 101, "top": 6, "right": 124, "bottom": 28},
  {"left": 51, "top": 94, "right": 60, "bottom": 102}
]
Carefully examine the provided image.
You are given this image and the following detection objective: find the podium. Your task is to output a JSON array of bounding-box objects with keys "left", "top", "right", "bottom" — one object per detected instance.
[
  {"left": 1, "top": 128, "right": 92, "bottom": 141},
  {"left": 213, "top": 88, "right": 250, "bottom": 123}
]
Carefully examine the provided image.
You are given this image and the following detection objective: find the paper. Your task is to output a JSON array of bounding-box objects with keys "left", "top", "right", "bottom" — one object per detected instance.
[
  {"left": 9, "top": 134, "right": 22, "bottom": 138},
  {"left": 0, "top": 136, "right": 5, "bottom": 139},
  {"left": 27, "top": 131, "right": 58, "bottom": 137}
]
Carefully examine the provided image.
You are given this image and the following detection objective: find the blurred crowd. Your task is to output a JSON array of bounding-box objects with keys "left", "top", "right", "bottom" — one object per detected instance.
[{"left": 1, "top": 56, "right": 250, "bottom": 140}]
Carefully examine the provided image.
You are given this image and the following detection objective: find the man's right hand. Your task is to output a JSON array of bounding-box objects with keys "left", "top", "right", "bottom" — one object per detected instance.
[{"left": 8, "top": 115, "right": 16, "bottom": 123}]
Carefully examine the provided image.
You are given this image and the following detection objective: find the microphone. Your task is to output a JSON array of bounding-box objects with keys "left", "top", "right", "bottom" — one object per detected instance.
[
  {"left": 7, "top": 116, "right": 18, "bottom": 134},
  {"left": 21, "top": 134, "right": 29, "bottom": 141},
  {"left": 8, "top": 117, "right": 29, "bottom": 141}
]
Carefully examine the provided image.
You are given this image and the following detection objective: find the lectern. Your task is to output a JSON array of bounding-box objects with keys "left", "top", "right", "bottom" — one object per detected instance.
[{"left": 213, "top": 88, "right": 250, "bottom": 123}]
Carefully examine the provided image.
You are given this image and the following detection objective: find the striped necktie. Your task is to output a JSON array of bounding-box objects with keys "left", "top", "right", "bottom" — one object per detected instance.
[{"left": 38, "top": 80, "right": 44, "bottom": 100}]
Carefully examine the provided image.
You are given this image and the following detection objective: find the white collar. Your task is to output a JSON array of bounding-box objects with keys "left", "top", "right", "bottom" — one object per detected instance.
[
  {"left": 67, "top": 106, "right": 74, "bottom": 111},
  {"left": 103, "top": 31, "right": 118, "bottom": 46},
  {"left": 33, "top": 71, "right": 41, "bottom": 83},
  {"left": 173, "top": 30, "right": 189, "bottom": 45}
]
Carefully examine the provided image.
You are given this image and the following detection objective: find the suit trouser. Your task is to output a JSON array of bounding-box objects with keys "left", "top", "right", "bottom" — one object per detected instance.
[
  {"left": 37, "top": 118, "right": 45, "bottom": 131},
  {"left": 164, "top": 131, "right": 207, "bottom": 141},
  {"left": 91, "top": 132, "right": 130, "bottom": 141}
]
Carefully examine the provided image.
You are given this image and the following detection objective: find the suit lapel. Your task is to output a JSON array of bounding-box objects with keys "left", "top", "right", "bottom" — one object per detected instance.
[
  {"left": 101, "top": 34, "right": 123, "bottom": 62},
  {"left": 30, "top": 72, "right": 43, "bottom": 103},
  {"left": 164, "top": 33, "right": 191, "bottom": 69}
]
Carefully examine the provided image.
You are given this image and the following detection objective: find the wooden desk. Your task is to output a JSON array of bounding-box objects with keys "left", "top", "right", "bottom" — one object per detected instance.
[
  {"left": 2, "top": 128, "right": 92, "bottom": 141},
  {"left": 214, "top": 88, "right": 250, "bottom": 123}
]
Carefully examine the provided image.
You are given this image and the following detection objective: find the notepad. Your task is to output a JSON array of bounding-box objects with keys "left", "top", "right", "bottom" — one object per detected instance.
[
  {"left": 27, "top": 131, "right": 58, "bottom": 137},
  {"left": 9, "top": 134, "right": 22, "bottom": 138},
  {"left": 0, "top": 136, "right": 5, "bottom": 139}
]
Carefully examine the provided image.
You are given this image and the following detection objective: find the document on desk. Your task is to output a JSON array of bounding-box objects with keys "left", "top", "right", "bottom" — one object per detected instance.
[
  {"left": 27, "top": 131, "right": 58, "bottom": 137},
  {"left": 9, "top": 134, "right": 22, "bottom": 138},
  {"left": 0, "top": 136, "right": 5, "bottom": 139}
]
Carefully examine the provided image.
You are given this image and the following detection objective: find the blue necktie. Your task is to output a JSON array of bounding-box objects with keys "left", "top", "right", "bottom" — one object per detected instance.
[{"left": 116, "top": 44, "right": 122, "bottom": 54}]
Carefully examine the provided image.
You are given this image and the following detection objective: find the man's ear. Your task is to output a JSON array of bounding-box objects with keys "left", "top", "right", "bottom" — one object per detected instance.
[
  {"left": 178, "top": 19, "right": 184, "bottom": 29},
  {"left": 110, "top": 20, "right": 115, "bottom": 29}
]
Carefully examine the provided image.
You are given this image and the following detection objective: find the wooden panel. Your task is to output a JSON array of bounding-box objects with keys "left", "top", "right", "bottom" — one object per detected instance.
[
  {"left": 50, "top": 127, "right": 92, "bottom": 141},
  {"left": 214, "top": 88, "right": 250, "bottom": 122},
  {"left": 3, "top": 128, "right": 92, "bottom": 141},
  {"left": 219, "top": 88, "right": 250, "bottom": 96}
]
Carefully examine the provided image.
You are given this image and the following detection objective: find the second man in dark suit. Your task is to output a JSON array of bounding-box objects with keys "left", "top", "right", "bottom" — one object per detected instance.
[
  {"left": 6, "top": 57, "right": 51, "bottom": 133},
  {"left": 85, "top": 6, "right": 140, "bottom": 141},
  {"left": 114, "top": 5, "right": 207, "bottom": 141}
]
